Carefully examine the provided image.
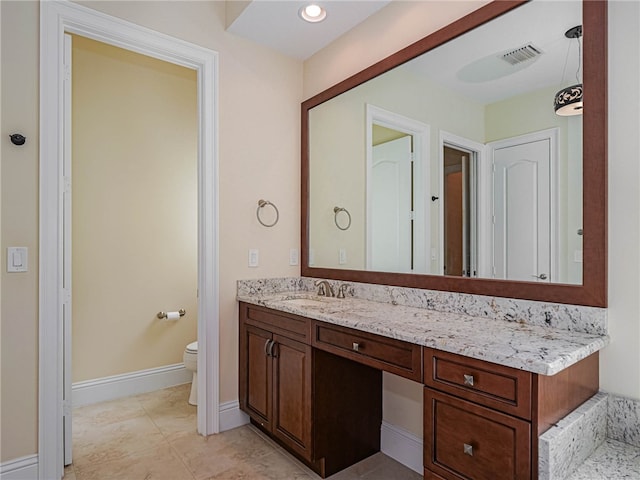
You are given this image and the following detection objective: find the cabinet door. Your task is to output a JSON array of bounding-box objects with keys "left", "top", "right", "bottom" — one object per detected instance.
[
  {"left": 272, "top": 334, "right": 313, "bottom": 461},
  {"left": 424, "top": 388, "right": 531, "bottom": 480},
  {"left": 243, "top": 324, "right": 273, "bottom": 430}
]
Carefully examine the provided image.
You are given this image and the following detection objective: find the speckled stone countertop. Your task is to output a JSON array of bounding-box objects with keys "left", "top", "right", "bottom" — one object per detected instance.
[{"left": 237, "top": 290, "right": 609, "bottom": 376}]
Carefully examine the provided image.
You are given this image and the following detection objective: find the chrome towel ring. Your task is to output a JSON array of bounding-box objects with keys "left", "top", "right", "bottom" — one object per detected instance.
[
  {"left": 334, "top": 206, "right": 351, "bottom": 231},
  {"left": 257, "top": 199, "right": 279, "bottom": 227}
]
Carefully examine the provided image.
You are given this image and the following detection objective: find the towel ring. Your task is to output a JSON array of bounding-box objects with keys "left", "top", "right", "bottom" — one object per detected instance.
[
  {"left": 257, "top": 199, "right": 279, "bottom": 227},
  {"left": 334, "top": 206, "right": 351, "bottom": 231}
]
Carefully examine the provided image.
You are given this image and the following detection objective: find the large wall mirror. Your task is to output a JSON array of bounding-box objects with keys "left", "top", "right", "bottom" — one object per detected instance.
[{"left": 302, "top": 0, "right": 607, "bottom": 307}]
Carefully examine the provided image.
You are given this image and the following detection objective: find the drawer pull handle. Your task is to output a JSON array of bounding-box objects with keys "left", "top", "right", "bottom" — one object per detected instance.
[
  {"left": 352, "top": 342, "right": 360, "bottom": 352},
  {"left": 463, "top": 443, "right": 473, "bottom": 456},
  {"left": 264, "top": 339, "right": 271, "bottom": 357},
  {"left": 463, "top": 374, "right": 474, "bottom": 386}
]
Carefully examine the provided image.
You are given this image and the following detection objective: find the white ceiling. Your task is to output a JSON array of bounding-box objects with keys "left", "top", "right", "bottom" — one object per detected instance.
[
  {"left": 226, "top": 0, "right": 391, "bottom": 60},
  {"left": 403, "top": 0, "right": 583, "bottom": 104},
  {"left": 228, "top": 0, "right": 583, "bottom": 105}
]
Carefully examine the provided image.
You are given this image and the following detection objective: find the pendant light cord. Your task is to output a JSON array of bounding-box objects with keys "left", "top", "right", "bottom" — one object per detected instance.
[
  {"left": 559, "top": 40, "right": 571, "bottom": 87},
  {"left": 559, "top": 32, "right": 583, "bottom": 87},
  {"left": 575, "top": 35, "right": 582, "bottom": 83}
]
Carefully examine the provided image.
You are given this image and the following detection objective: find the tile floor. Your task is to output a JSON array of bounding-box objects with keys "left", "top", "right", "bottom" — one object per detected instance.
[{"left": 65, "top": 384, "right": 422, "bottom": 480}]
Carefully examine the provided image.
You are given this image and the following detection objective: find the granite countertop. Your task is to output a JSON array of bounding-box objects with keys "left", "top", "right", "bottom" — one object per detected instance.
[{"left": 237, "top": 291, "right": 609, "bottom": 376}]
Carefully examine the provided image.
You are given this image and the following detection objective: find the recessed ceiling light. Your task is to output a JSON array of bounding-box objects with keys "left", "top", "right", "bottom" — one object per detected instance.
[{"left": 299, "top": 4, "right": 327, "bottom": 23}]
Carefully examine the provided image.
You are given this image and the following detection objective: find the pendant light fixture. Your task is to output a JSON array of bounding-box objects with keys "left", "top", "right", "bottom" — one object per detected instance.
[{"left": 554, "top": 25, "right": 583, "bottom": 116}]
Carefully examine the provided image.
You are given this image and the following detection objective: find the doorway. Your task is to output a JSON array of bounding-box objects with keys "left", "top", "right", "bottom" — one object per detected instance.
[
  {"left": 40, "top": 3, "right": 219, "bottom": 479},
  {"left": 65, "top": 33, "right": 199, "bottom": 465},
  {"left": 442, "top": 146, "right": 476, "bottom": 277}
]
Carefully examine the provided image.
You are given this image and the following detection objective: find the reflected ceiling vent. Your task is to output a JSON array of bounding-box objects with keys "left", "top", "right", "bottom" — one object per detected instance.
[{"left": 501, "top": 43, "right": 543, "bottom": 65}]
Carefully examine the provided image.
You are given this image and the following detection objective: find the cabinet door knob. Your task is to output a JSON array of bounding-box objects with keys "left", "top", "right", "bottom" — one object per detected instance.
[
  {"left": 463, "top": 443, "right": 474, "bottom": 456},
  {"left": 352, "top": 342, "right": 360, "bottom": 352},
  {"left": 463, "top": 374, "right": 474, "bottom": 386}
]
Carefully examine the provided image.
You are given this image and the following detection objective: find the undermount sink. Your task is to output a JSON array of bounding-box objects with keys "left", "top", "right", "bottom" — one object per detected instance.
[
  {"left": 279, "top": 295, "right": 343, "bottom": 307},
  {"left": 282, "top": 297, "right": 329, "bottom": 306}
]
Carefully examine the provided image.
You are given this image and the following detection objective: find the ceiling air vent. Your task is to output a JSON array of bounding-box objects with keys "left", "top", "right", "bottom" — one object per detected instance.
[{"left": 501, "top": 43, "right": 543, "bottom": 66}]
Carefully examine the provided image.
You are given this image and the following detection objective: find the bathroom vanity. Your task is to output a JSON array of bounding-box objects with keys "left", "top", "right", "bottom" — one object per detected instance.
[
  {"left": 240, "top": 0, "right": 611, "bottom": 477},
  {"left": 237, "top": 285, "right": 607, "bottom": 479}
]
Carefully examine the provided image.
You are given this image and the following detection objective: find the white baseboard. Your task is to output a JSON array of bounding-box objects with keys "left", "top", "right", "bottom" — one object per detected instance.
[
  {"left": 0, "top": 455, "right": 38, "bottom": 480},
  {"left": 380, "top": 421, "right": 423, "bottom": 474},
  {"left": 72, "top": 363, "right": 192, "bottom": 407},
  {"left": 213, "top": 408, "right": 423, "bottom": 472},
  {"left": 219, "top": 400, "right": 249, "bottom": 432}
]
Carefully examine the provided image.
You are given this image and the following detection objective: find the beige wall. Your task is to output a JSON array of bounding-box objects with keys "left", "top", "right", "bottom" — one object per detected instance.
[
  {"left": 71, "top": 35, "right": 198, "bottom": 381},
  {"left": 1, "top": 0, "right": 40, "bottom": 461},
  {"left": 0, "top": 0, "right": 302, "bottom": 462},
  {"left": 304, "top": 0, "right": 640, "bottom": 438}
]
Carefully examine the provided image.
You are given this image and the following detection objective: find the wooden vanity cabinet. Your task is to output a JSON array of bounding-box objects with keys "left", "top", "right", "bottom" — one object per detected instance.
[
  {"left": 240, "top": 303, "right": 599, "bottom": 480},
  {"left": 239, "top": 305, "right": 313, "bottom": 461},
  {"left": 239, "top": 302, "right": 383, "bottom": 478},
  {"left": 423, "top": 348, "right": 599, "bottom": 480}
]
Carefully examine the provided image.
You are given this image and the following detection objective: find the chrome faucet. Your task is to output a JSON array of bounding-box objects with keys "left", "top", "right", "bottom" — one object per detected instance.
[
  {"left": 337, "top": 284, "right": 349, "bottom": 299},
  {"left": 314, "top": 280, "right": 335, "bottom": 297}
]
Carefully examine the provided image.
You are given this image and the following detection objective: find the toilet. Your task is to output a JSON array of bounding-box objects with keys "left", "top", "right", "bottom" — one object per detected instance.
[{"left": 183, "top": 341, "right": 198, "bottom": 405}]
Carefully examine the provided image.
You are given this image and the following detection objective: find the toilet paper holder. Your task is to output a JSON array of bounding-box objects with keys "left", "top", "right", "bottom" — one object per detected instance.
[{"left": 157, "top": 309, "right": 186, "bottom": 319}]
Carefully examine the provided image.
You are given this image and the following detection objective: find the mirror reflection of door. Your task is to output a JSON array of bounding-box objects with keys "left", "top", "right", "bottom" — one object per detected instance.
[
  {"left": 492, "top": 137, "right": 552, "bottom": 282},
  {"left": 371, "top": 126, "right": 413, "bottom": 272},
  {"left": 443, "top": 146, "right": 477, "bottom": 277}
]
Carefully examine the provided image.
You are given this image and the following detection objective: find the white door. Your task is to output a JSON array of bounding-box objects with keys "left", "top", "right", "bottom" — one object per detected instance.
[
  {"left": 493, "top": 138, "right": 551, "bottom": 282},
  {"left": 371, "top": 136, "right": 413, "bottom": 272}
]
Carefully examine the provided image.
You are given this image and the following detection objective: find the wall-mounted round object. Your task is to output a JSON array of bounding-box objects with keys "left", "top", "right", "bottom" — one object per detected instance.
[{"left": 10, "top": 134, "right": 26, "bottom": 146}]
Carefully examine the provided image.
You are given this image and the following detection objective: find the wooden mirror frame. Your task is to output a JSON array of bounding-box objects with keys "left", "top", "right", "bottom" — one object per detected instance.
[{"left": 301, "top": 0, "right": 607, "bottom": 307}]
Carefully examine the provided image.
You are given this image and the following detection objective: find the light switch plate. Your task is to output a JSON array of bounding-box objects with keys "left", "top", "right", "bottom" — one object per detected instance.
[
  {"left": 248, "top": 249, "right": 259, "bottom": 268},
  {"left": 339, "top": 248, "right": 347, "bottom": 265},
  {"left": 289, "top": 248, "right": 299, "bottom": 266},
  {"left": 7, "top": 247, "right": 28, "bottom": 272}
]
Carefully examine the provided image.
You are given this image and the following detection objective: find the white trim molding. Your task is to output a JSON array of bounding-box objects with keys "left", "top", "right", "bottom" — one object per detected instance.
[
  {"left": 439, "top": 131, "right": 488, "bottom": 277},
  {"left": 39, "top": 2, "right": 219, "bottom": 479},
  {"left": 0, "top": 455, "right": 39, "bottom": 480},
  {"left": 219, "top": 400, "right": 250, "bottom": 432},
  {"left": 72, "top": 364, "right": 192, "bottom": 407},
  {"left": 380, "top": 421, "right": 423, "bottom": 474}
]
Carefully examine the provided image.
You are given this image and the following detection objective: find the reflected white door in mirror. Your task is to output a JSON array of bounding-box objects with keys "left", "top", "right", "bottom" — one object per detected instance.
[{"left": 366, "top": 105, "right": 430, "bottom": 274}]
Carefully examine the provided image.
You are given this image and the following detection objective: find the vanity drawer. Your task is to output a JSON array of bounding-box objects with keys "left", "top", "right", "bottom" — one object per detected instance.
[
  {"left": 424, "top": 348, "right": 531, "bottom": 419},
  {"left": 312, "top": 321, "right": 422, "bottom": 381},
  {"left": 424, "top": 389, "right": 531, "bottom": 480},
  {"left": 241, "top": 303, "right": 311, "bottom": 342}
]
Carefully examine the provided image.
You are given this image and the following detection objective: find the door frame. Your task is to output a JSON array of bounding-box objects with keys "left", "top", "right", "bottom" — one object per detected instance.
[
  {"left": 487, "top": 128, "right": 559, "bottom": 282},
  {"left": 439, "top": 132, "right": 487, "bottom": 276},
  {"left": 39, "top": 3, "right": 220, "bottom": 479},
  {"left": 365, "top": 104, "right": 430, "bottom": 272}
]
